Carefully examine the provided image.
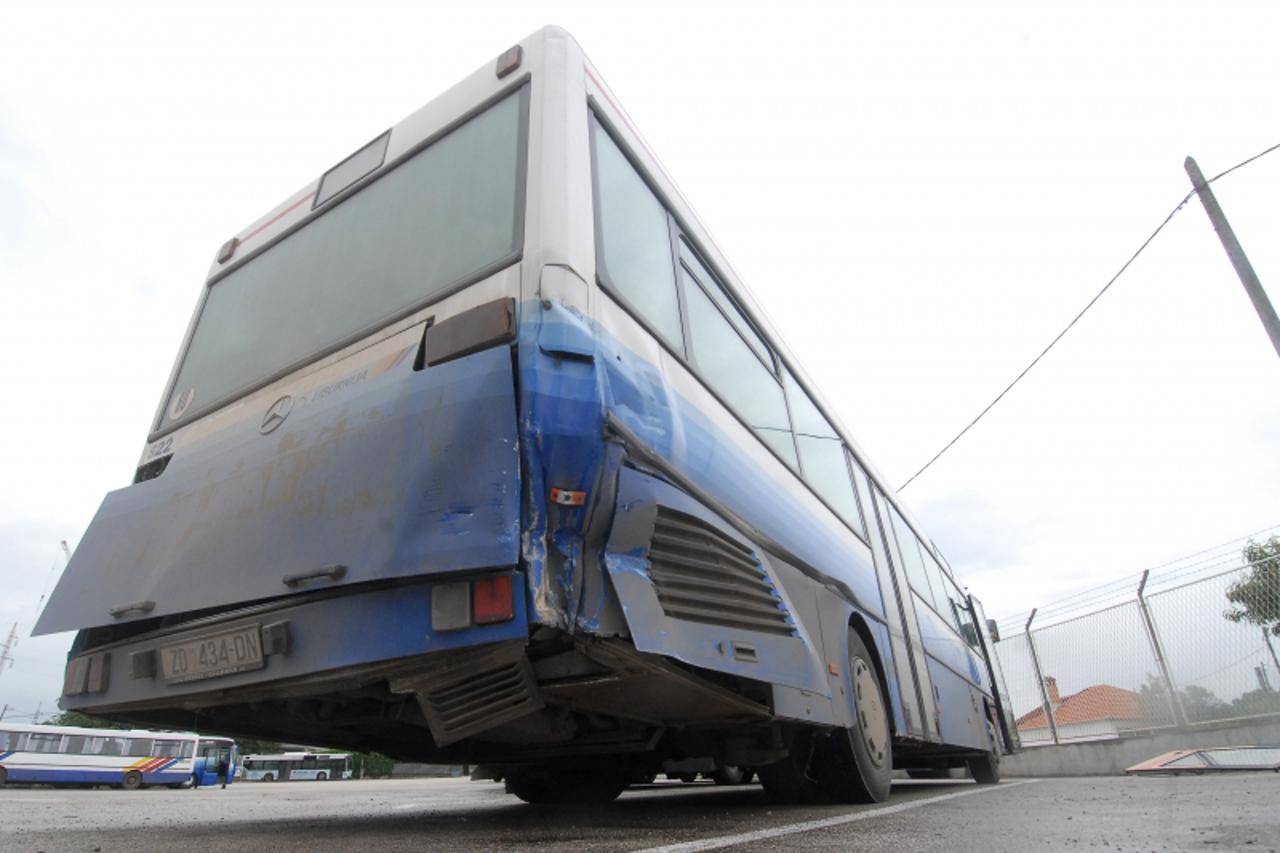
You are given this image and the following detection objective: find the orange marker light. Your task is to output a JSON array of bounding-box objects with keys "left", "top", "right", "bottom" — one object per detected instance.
[{"left": 550, "top": 488, "right": 587, "bottom": 507}]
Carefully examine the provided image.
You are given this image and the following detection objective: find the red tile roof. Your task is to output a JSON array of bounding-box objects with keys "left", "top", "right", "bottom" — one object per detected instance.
[{"left": 1017, "top": 684, "right": 1144, "bottom": 730}]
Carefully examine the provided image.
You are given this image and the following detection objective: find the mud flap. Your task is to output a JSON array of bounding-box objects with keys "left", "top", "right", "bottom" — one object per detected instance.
[{"left": 602, "top": 468, "right": 828, "bottom": 694}]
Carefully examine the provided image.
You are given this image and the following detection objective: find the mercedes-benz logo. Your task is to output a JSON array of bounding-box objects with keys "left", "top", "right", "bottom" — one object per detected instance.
[{"left": 260, "top": 395, "right": 294, "bottom": 434}]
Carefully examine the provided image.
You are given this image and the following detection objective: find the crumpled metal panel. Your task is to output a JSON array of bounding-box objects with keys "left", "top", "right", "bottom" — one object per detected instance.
[
  {"left": 603, "top": 467, "right": 829, "bottom": 695},
  {"left": 35, "top": 346, "right": 520, "bottom": 635}
]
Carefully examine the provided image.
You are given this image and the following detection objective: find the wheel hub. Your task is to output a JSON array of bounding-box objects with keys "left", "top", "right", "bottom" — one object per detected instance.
[{"left": 852, "top": 656, "right": 889, "bottom": 767}]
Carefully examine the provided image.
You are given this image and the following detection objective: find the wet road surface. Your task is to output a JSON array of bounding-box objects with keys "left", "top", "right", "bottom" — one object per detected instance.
[{"left": 2, "top": 773, "right": 1278, "bottom": 852}]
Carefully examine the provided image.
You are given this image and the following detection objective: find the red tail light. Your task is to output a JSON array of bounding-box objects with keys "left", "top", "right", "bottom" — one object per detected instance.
[{"left": 473, "top": 574, "right": 514, "bottom": 625}]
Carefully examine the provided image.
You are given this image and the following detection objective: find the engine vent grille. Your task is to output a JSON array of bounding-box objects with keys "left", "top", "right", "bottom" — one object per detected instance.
[
  {"left": 647, "top": 508, "right": 796, "bottom": 637},
  {"left": 414, "top": 651, "right": 541, "bottom": 746}
]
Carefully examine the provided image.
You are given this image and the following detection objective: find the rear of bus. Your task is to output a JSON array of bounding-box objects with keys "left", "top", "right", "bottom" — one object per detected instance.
[{"left": 36, "top": 33, "right": 552, "bottom": 756}]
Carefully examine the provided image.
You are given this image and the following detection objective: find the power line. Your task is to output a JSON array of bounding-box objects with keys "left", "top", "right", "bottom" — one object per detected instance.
[
  {"left": 897, "top": 141, "right": 1280, "bottom": 492},
  {"left": 993, "top": 521, "right": 1280, "bottom": 631}
]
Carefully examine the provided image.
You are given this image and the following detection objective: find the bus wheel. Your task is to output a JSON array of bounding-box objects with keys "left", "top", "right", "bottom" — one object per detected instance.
[
  {"left": 505, "top": 765, "right": 626, "bottom": 805},
  {"left": 262, "top": 773, "right": 275, "bottom": 782},
  {"left": 833, "top": 630, "right": 893, "bottom": 803},
  {"left": 316, "top": 772, "right": 327, "bottom": 781},
  {"left": 122, "top": 771, "right": 143, "bottom": 791},
  {"left": 758, "top": 726, "right": 824, "bottom": 803},
  {"left": 967, "top": 722, "right": 1001, "bottom": 785}
]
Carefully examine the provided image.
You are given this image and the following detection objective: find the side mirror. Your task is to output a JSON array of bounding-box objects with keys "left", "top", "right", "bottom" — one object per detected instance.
[{"left": 986, "top": 618, "right": 1001, "bottom": 643}]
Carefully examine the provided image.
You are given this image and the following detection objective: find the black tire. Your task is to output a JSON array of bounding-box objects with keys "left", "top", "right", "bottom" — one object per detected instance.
[
  {"left": 711, "top": 765, "right": 745, "bottom": 786},
  {"left": 761, "top": 631, "right": 893, "bottom": 804},
  {"left": 839, "top": 631, "right": 893, "bottom": 802},
  {"left": 505, "top": 765, "right": 627, "bottom": 805},
  {"left": 967, "top": 722, "right": 1001, "bottom": 785},
  {"left": 262, "top": 773, "right": 275, "bottom": 782},
  {"left": 122, "top": 770, "right": 143, "bottom": 791},
  {"left": 316, "top": 772, "right": 327, "bottom": 781},
  {"left": 757, "top": 726, "right": 824, "bottom": 803}
]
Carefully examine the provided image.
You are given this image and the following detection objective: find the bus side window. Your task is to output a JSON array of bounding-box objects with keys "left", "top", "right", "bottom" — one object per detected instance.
[
  {"left": 126, "top": 738, "right": 153, "bottom": 757},
  {"left": 28, "top": 733, "right": 64, "bottom": 753},
  {"left": 2, "top": 731, "right": 26, "bottom": 751},
  {"left": 948, "top": 576, "right": 980, "bottom": 647},
  {"left": 889, "top": 508, "right": 935, "bottom": 605},
  {"left": 921, "top": 551, "right": 959, "bottom": 632},
  {"left": 154, "top": 740, "right": 183, "bottom": 757},
  {"left": 782, "top": 370, "right": 861, "bottom": 534},
  {"left": 181, "top": 741, "right": 195, "bottom": 759},
  {"left": 63, "top": 735, "right": 87, "bottom": 754},
  {"left": 682, "top": 267, "right": 796, "bottom": 469},
  {"left": 591, "top": 116, "right": 684, "bottom": 352}
]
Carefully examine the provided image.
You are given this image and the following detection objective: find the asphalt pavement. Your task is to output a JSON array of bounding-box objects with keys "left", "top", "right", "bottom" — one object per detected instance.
[{"left": 2, "top": 773, "right": 1278, "bottom": 852}]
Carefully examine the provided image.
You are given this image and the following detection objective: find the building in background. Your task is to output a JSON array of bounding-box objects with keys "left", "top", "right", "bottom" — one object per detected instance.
[{"left": 1016, "top": 677, "right": 1144, "bottom": 741}]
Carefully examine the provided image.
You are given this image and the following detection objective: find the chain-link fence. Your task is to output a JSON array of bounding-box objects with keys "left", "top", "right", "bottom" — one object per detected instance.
[{"left": 993, "top": 542, "right": 1280, "bottom": 746}]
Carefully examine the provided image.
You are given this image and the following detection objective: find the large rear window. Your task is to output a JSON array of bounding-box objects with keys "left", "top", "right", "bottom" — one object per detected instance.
[{"left": 162, "top": 86, "right": 527, "bottom": 430}]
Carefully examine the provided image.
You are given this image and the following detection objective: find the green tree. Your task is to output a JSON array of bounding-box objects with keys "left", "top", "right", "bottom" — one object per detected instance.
[
  {"left": 1225, "top": 537, "right": 1280, "bottom": 635},
  {"left": 1136, "top": 673, "right": 1229, "bottom": 724},
  {"left": 44, "top": 711, "right": 129, "bottom": 729},
  {"left": 354, "top": 752, "right": 395, "bottom": 778},
  {"left": 1231, "top": 685, "right": 1280, "bottom": 717},
  {"left": 235, "top": 737, "right": 289, "bottom": 756}
]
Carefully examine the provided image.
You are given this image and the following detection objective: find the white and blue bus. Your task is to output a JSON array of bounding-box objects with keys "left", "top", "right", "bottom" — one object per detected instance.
[
  {"left": 36, "top": 27, "right": 1017, "bottom": 804},
  {"left": 241, "top": 752, "right": 353, "bottom": 782},
  {"left": 0, "top": 722, "right": 237, "bottom": 788}
]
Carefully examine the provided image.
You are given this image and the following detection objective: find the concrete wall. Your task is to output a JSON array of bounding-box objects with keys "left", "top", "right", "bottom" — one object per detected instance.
[
  {"left": 391, "top": 762, "right": 468, "bottom": 778},
  {"left": 1003, "top": 715, "right": 1280, "bottom": 777}
]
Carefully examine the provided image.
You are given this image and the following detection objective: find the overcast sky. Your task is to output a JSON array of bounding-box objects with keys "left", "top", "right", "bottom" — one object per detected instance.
[{"left": 2, "top": 0, "right": 1277, "bottom": 719}]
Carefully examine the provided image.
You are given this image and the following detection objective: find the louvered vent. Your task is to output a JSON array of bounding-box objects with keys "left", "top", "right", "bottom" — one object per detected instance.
[
  {"left": 647, "top": 508, "right": 796, "bottom": 637},
  {"left": 418, "top": 655, "right": 541, "bottom": 746}
]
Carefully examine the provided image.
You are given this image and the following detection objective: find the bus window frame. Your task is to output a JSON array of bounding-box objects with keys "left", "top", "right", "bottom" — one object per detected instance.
[
  {"left": 149, "top": 78, "right": 533, "bottom": 442},
  {"left": 588, "top": 106, "right": 870, "bottom": 548}
]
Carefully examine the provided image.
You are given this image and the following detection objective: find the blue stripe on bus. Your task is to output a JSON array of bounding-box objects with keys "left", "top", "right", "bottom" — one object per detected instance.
[{"left": 1, "top": 767, "right": 189, "bottom": 785}]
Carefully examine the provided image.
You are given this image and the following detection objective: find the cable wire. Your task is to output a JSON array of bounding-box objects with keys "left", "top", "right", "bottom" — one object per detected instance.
[{"left": 897, "top": 141, "right": 1280, "bottom": 492}]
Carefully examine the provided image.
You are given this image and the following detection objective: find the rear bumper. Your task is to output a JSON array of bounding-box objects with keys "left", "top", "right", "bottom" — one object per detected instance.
[{"left": 60, "top": 572, "right": 530, "bottom": 717}]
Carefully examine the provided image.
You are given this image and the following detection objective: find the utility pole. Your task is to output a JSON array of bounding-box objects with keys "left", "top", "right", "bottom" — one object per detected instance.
[
  {"left": 0, "top": 622, "right": 17, "bottom": 677},
  {"left": 1185, "top": 156, "right": 1280, "bottom": 360},
  {"left": 1265, "top": 627, "right": 1280, "bottom": 685},
  {"left": 1136, "top": 571, "right": 1188, "bottom": 727}
]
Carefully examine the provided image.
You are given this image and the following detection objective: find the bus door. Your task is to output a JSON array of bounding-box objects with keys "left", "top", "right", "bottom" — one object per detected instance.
[
  {"left": 854, "top": 473, "right": 938, "bottom": 741},
  {"left": 197, "top": 743, "right": 233, "bottom": 786},
  {"left": 969, "top": 595, "right": 1020, "bottom": 753}
]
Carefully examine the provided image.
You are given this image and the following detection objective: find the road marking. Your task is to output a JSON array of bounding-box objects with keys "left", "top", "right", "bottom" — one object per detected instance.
[{"left": 631, "top": 780, "right": 1040, "bottom": 853}]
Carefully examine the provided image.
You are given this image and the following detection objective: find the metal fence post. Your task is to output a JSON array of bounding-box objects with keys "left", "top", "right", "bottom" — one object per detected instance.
[
  {"left": 1024, "top": 608, "right": 1059, "bottom": 744},
  {"left": 1264, "top": 628, "right": 1280, "bottom": 688},
  {"left": 1136, "top": 570, "right": 1188, "bottom": 727}
]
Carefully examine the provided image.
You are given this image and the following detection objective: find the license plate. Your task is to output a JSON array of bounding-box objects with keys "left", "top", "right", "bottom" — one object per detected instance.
[{"left": 161, "top": 625, "right": 265, "bottom": 684}]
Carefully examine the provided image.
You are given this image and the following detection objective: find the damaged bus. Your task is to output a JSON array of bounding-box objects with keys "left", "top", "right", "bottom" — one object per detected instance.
[{"left": 36, "top": 27, "right": 1017, "bottom": 804}]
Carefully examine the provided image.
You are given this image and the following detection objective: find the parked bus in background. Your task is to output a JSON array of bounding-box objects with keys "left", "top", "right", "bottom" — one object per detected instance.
[
  {"left": 241, "top": 752, "right": 353, "bottom": 782},
  {"left": 36, "top": 27, "right": 1017, "bottom": 804},
  {"left": 0, "top": 722, "right": 236, "bottom": 789}
]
